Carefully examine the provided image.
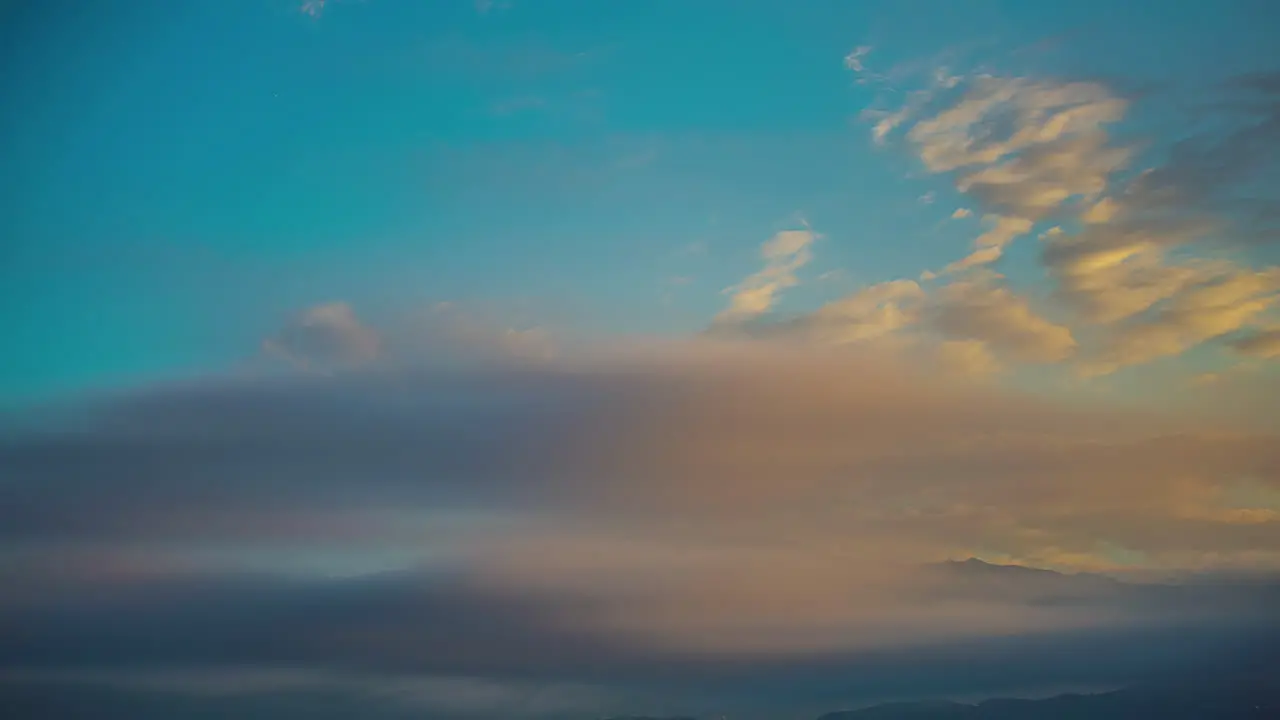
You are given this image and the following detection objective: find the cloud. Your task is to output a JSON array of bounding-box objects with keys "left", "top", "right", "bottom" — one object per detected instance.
[
  {"left": 1124, "top": 72, "right": 1280, "bottom": 243},
  {"left": 905, "top": 78, "right": 1127, "bottom": 176},
  {"left": 1030, "top": 74, "right": 1280, "bottom": 375},
  {"left": 939, "top": 215, "right": 1034, "bottom": 274},
  {"left": 3, "top": 313, "right": 1280, "bottom": 714},
  {"left": 859, "top": 59, "right": 1280, "bottom": 377},
  {"left": 843, "top": 46, "right": 872, "bottom": 74},
  {"left": 712, "top": 229, "right": 816, "bottom": 327},
  {"left": 1231, "top": 326, "right": 1280, "bottom": 359},
  {"left": 843, "top": 45, "right": 889, "bottom": 87},
  {"left": 764, "top": 279, "right": 924, "bottom": 345},
  {"left": 1042, "top": 228, "right": 1216, "bottom": 325},
  {"left": 890, "top": 77, "right": 1129, "bottom": 273},
  {"left": 951, "top": 208, "right": 973, "bottom": 219},
  {"left": 934, "top": 339, "right": 1002, "bottom": 378},
  {"left": 262, "top": 302, "right": 381, "bottom": 372},
  {"left": 6, "top": 333, "right": 1278, "bottom": 578},
  {"left": 927, "top": 275, "right": 1077, "bottom": 363},
  {"left": 1081, "top": 267, "right": 1280, "bottom": 375}
]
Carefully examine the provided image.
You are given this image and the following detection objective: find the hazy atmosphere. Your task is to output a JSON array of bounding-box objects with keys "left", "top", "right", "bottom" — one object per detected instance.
[{"left": 2, "top": 1, "right": 1279, "bottom": 718}]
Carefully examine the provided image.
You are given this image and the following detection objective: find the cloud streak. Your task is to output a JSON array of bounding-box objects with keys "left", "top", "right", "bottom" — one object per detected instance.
[{"left": 713, "top": 228, "right": 817, "bottom": 327}]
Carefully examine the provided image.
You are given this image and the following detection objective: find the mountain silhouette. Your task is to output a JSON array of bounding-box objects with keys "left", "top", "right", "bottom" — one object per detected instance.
[{"left": 816, "top": 669, "right": 1280, "bottom": 719}]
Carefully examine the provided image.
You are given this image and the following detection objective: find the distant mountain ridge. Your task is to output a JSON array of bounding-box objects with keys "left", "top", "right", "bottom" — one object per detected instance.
[
  {"left": 816, "top": 671, "right": 1280, "bottom": 720},
  {"left": 931, "top": 558, "right": 1122, "bottom": 584},
  {"left": 912, "top": 558, "right": 1133, "bottom": 608}
]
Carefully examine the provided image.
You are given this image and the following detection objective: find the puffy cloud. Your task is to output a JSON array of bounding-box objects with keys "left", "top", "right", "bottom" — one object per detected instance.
[{"left": 951, "top": 207, "right": 973, "bottom": 219}]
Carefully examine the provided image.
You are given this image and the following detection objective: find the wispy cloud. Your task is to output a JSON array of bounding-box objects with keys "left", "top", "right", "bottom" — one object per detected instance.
[
  {"left": 841, "top": 52, "right": 1280, "bottom": 379},
  {"left": 712, "top": 228, "right": 817, "bottom": 327}
]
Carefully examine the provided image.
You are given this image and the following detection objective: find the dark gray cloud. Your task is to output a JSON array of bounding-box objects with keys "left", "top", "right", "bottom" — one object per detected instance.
[{"left": 0, "top": 367, "right": 654, "bottom": 544}]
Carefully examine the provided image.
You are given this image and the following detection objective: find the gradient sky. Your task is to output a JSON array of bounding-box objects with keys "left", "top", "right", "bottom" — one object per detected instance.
[
  {"left": 4, "top": 0, "right": 1278, "bottom": 402},
  {"left": 3, "top": 1, "right": 1280, "bottom": 718}
]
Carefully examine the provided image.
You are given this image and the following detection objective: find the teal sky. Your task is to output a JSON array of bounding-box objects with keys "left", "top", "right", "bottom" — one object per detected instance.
[{"left": 3, "top": 0, "right": 1279, "bottom": 403}]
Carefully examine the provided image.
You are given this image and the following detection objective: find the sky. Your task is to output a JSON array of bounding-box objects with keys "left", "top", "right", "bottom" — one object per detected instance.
[{"left": 3, "top": 0, "right": 1280, "bottom": 718}]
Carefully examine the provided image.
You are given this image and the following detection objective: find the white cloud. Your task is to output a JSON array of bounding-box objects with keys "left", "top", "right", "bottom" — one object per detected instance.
[
  {"left": 713, "top": 229, "right": 817, "bottom": 326},
  {"left": 874, "top": 74, "right": 1130, "bottom": 274},
  {"left": 842, "top": 45, "right": 873, "bottom": 74},
  {"left": 951, "top": 207, "right": 973, "bottom": 219}
]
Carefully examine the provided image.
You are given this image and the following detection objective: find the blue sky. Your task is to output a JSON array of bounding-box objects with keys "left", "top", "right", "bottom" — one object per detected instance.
[{"left": 5, "top": 0, "right": 1278, "bottom": 403}]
